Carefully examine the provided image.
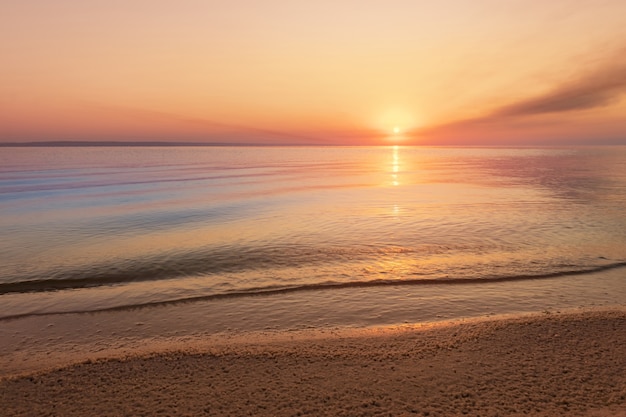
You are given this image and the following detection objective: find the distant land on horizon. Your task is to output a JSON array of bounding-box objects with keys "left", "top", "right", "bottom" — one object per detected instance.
[{"left": 0, "top": 141, "right": 305, "bottom": 147}]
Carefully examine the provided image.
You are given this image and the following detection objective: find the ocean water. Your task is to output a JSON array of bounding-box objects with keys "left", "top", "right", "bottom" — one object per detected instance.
[{"left": 1, "top": 146, "right": 626, "bottom": 321}]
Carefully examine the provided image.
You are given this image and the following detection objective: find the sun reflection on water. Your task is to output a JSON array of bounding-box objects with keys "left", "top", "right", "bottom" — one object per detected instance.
[{"left": 391, "top": 145, "right": 400, "bottom": 186}]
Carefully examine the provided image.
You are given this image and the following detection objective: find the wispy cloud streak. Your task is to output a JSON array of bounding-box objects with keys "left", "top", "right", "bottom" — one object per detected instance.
[
  {"left": 417, "top": 48, "right": 626, "bottom": 140},
  {"left": 495, "top": 56, "right": 626, "bottom": 117}
]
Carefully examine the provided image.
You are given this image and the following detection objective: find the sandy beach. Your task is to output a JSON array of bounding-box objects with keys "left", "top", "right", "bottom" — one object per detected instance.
[{"left": 2, "top": 309, "right": 625, "bottom": 416}]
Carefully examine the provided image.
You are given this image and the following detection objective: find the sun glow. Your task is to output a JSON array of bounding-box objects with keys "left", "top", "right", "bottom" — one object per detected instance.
[{"left": 376, "top": 107, "right": 419, "bottom": 138}]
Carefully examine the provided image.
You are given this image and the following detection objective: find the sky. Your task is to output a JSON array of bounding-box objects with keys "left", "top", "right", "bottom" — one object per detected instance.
[{"left": 1, "top": 0, "right": 626, "bottom": 145}]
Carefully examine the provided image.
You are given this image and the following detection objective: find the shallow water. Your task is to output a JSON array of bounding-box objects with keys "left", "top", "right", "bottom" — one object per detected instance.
[{"left": 1, "top": 146, "right": 625, "bottom": 319}]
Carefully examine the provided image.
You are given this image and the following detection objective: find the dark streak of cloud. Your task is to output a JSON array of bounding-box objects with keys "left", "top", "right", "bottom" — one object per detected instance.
[
  {"left": 417, "top": 48, "right": 626, "bottom": 141},
  {"left": 495, "top": 57, "right": 626, "bottom": 117}
]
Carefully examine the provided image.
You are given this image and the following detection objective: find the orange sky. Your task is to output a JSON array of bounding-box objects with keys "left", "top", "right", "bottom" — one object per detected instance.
[{"left": 2, "top": 0, "right": 626, "bottom": 145}]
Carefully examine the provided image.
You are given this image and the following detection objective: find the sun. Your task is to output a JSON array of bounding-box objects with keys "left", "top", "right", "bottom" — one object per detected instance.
[{"left": 393, "top": 126, "right": 400, "bottom": 134}]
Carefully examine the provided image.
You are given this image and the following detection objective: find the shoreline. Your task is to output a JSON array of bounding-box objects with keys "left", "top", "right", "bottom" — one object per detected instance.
[
  {"left": 2, "top": 308, "right": 626, "bottom": 416},
  {"left": 3, "top": 265, "right": 626, "bottom": 380}
]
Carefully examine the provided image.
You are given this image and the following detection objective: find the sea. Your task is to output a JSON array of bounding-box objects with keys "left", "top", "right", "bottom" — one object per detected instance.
[{"left": 1, "top": 145, "right": 626, "bottom": 331}]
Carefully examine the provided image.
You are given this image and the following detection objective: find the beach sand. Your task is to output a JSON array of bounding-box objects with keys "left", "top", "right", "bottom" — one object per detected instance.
[{"left": 2, "top": 309, "right": 625, "bottom": 416}]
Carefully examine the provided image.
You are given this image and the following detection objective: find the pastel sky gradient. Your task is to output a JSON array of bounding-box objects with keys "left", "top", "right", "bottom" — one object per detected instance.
[{"left": 2, "top": 0, "right": 626, "bottom": 145}]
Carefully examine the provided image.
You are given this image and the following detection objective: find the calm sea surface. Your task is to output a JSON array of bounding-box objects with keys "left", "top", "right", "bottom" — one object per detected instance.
[{"left": 1, "top": 146, "right": 625, "bottom": 320}]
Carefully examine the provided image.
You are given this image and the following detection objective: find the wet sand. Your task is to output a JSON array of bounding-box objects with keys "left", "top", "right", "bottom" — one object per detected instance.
[{"left": 2, "top": 309, "right": 626, "bottom": 416}]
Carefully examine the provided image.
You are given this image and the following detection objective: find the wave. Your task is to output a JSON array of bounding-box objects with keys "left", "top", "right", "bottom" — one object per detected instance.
[
  {"left": 2, "top": 262, "right": 625, "bottom": 321},
  {"left": 0, "top": 243, "right": 462, "bottom": 294}
]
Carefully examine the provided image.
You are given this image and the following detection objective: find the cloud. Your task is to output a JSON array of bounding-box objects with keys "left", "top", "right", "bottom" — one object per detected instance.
[
  {"left": 495, "top": 55, "right": 626, "bottom": 117},
  {"left": 417, "top": 47, "right": 626, "bottom": 141}
]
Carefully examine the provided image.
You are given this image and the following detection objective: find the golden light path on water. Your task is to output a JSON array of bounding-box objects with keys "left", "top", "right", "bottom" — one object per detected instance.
[{"left": 391, "top": 145, "right": 400, "bottom": 187}]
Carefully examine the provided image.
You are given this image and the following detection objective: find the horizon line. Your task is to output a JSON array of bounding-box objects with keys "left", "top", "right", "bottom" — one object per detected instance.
[{"left": 1, "top": 140, "right": 624, "bottom": 148}]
